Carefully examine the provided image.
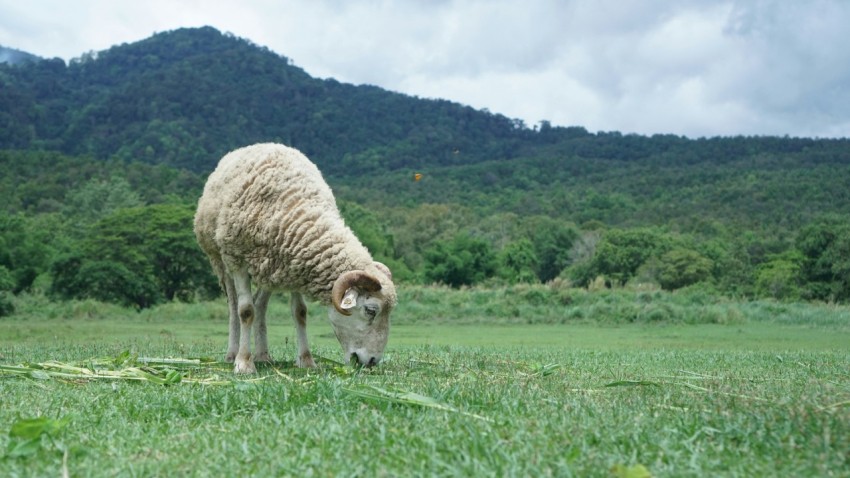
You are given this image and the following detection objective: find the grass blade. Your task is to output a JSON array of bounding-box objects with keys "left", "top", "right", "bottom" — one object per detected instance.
[
  {"left": 674, "top": 381, "right": 770, "bottom": 402},
  {"left": 344, "top": 384, "right": 492, "bottom": 422},
  {"left": 604, "top": 380, "right": 661, "bottom": 388}
]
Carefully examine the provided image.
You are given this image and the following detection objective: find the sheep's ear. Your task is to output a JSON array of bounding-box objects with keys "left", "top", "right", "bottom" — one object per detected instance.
[
  {"left": 332, "top": 271, "right": 380, "bottom": 315},
  {"left": 340, "top": 288, "right": 358, "bottom": 310}
]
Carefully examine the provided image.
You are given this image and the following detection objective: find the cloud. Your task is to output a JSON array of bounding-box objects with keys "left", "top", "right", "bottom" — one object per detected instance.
[
  {"left": 719, "top": 1, "right": 850, "bottom": 135},
  {"left": 1, "top": 0, "right": 849, "bottom": 137}
]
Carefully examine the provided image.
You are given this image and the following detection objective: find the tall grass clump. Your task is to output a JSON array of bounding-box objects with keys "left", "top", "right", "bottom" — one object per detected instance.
[
  {"left": 396, "top": 283, "right": 850, "bottom": 328},
  {"left": 8, "top": 285, "right": 850, "bottom": 330}
]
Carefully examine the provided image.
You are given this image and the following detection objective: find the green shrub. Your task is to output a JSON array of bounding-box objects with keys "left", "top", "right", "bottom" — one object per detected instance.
[
  {"left": 0, "top": 265, "right": 15, "bottom": 316},
  {"left": 656, "top": 248, "right": 714, "bottom": 291},
  {"left": 423, "top": 234, "right": 497, "bottom": 287}
]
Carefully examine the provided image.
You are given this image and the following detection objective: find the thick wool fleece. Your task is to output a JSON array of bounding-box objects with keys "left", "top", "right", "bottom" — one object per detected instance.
[{"left": 194, "top": 143, "right": 394, "bottom": 304}]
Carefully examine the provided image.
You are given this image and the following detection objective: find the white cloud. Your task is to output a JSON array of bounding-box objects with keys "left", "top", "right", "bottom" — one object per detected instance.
[{"left": 1, "top": 0, "right": 849, "bottom": 137}]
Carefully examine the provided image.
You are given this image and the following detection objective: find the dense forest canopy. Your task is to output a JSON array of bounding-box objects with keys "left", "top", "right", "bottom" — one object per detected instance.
[
  {"left": 1, "top": 26, "right": 849, "bottom": 313},
  {"left": 0, "top": 26, "right": 525, "bottom": 173}
]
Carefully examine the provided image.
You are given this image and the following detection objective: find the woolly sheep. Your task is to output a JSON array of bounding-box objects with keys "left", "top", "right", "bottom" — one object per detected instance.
[{"left": 194, "top": 143, "right": 397, "bottom": 373}]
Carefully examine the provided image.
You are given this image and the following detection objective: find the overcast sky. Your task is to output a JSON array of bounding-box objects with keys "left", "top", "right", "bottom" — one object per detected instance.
[{"left": 1, "top": 0, "right": 849, "bottom": 138}]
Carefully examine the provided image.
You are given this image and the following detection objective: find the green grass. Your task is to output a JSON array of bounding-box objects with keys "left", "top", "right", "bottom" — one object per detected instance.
[{"left": 1, "top": 288, "right": 849, "bottom": 476}]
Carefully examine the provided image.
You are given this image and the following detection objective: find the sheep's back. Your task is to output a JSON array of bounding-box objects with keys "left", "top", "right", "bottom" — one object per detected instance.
[{"left": 195, "top": 143, "right": 372, "bottom": 299}]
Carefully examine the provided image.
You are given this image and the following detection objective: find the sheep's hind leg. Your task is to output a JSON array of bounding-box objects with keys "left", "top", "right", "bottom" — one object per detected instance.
[
  {"left": 253, "top": 288, "right": 272, "bottom": 363},
  {"left": 291, "top": 292, "right": 316, "bottom": 368},
  {"left": 231, "top": 268, "right": 256, "bottom": 374},
  {"left": 224, "top": 276, "right": 240, "bottom": 363}
]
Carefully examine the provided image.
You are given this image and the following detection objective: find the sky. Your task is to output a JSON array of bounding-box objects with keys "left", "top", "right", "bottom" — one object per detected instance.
[{"left": 1, "top": 0, "right": 849, "bottom": 139}]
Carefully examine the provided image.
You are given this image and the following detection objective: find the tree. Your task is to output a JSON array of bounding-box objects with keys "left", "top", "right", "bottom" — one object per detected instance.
[
  {"left": 0, "top": 212, "right": 54, "bottom": 293},
  {"left": 62, "top": 176, "right": 143, "bottom": 233},
  {"left": 338, "top": 201, "right": 412, "bottom": 281},
  {"left": 390, "top": 203, "right": 472, "bottom": 272},
  {"left": 577, "top": 228, "right": 671, "bottom": 286},
  {"left": 499, "top": 239, "right": 539, "bottom": 284},
  {"left": 566, "top": 230, "right": 602, "bottom": 286},
  {"left": 50, "top": 204, "right": 217, "bottom": 308},
  {"left": 52, "top": 256, "right": 162, "bottom": 308},
  {"left": 520, "top": 216, "right": 578, "bottom": 283},
  {"left": 423, "top": 234, "right": 497, "bottom": 287},
  {"left": 339, "top": 201, "right": 394, "bottom": 258},
  {"left": 0, "top": 265, "right": 14, "bottom": 316},
  {"left": 755, "top": 252, "right": 804, "bottom": 300},
  {"left": 656, "top": 248, "right": 714, "bottom": 291},
  {"left": 829, "top": 235, "right": 850, "bottom": 302},
  {"left": 797, "top": 221, "right": 850, "bottom": 302}
]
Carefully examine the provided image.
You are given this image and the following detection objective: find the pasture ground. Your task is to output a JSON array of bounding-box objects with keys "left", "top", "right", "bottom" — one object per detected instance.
[{"left": 1, "top": 289, "right": 849, "bottom": 476}]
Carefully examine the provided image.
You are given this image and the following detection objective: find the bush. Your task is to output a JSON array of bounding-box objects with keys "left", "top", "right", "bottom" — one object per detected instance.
[
  {"left": 755, "top": 252, "right": 803, "bottom": 300},
  {"left": 49, "top": 204, "right": 218, "bottom": 308},
  {"left": 423, "top": 234, "right": 497, "bottom": 287},
  {"left": 0, "top": 265, "right": 15, "bottom": 316},
  {"left": 656, "top": 248, "right": 714, "bottom": 291},
  {"left": 572, "top": 228, "right": 671, "bottom": 286},
  {"left": 499, "top": 239, "right": 539, "bottom": 284},
  {"left": 0, "top": 212, "right": 55, "bottom": 293}
]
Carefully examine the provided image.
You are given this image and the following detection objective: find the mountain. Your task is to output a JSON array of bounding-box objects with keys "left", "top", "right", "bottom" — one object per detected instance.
[
  {"left": 1, "top": 26, "right": 849, "bottom": 233},
  {"left": 0, "top": 26, "right": 527, "bottom": 173},
  {"left": 2, "top": 27, "right": 850, "bottom": 302},
  {"left": 0, "top": 46, "right": 41, "bottom": 65}
]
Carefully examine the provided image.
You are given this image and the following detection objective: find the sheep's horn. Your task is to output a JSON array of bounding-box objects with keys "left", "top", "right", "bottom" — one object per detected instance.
[{"left": 332, "top": 271, "right": 382, "bottom": 316}]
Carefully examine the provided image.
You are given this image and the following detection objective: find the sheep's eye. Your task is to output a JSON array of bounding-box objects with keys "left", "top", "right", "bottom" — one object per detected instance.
[{"left": 364, "top": 305, "right": 379, "bottom": 319}]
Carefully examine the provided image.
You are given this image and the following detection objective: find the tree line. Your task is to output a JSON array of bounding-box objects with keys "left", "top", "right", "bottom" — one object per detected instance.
[{"left": 2, "top": 149, "right": 848, "bottom": 316}]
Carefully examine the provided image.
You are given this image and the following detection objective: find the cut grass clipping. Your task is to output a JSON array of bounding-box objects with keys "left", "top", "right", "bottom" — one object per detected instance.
[
  {"left": 0, "top": 353, "right": 229, "bottom": 386},
  {"left": 0, "top": 350, "right": 294, "bottom": 386},
  {"left": 0, "top": 351, "right": 491, "bottom": 422}
]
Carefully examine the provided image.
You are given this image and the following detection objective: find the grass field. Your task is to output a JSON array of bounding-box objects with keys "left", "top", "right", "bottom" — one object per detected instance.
[{"left": 1, "top": 288, "right": 849, "bottom": 476}]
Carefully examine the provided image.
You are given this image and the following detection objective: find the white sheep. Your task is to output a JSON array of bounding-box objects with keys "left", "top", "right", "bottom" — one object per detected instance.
[{"left": 194, "top": 143, "right": 397, "bottom": 373}]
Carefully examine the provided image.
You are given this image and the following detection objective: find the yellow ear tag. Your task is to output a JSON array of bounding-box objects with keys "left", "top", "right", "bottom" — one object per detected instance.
[{"left": 341, "top": 289, "right": 358, "bottom": 309}]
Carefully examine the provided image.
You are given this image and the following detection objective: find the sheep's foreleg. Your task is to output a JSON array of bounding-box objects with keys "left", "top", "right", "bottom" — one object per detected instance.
[
  {"left": 253, "top": 288, "right": 272, "bottom": 363},
  {"left": 291, "top": 292, "right": 316, "bottom": 368},
  {"left": 232, "top": 268, "right": 256, "bottom": 374},
  {"left": 224, "top": 276, "right": 239, "bottom": 363}
]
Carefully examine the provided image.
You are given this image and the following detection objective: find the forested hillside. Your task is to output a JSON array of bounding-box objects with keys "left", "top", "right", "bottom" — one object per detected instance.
[
  {"left": 1, "top": 27, "right": 849, "bottom": 314},
  {"left": 0, "top": 26, "right": 524, "bottom": 173},
  {"left": 0, "top": 46, "right": 41, "bottom": 65}
]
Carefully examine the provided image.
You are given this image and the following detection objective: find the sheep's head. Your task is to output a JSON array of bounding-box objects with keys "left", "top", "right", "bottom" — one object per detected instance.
[{"left": 329, "top": 262, "right": 396, "bottom": 367}]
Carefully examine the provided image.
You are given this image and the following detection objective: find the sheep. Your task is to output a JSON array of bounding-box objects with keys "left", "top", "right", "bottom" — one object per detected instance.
[{"left": 194, "top": 143, "right": 397, "bottom": 373}]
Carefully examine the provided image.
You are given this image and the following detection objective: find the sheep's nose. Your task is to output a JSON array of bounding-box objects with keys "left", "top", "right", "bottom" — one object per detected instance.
[{"left": 351, "top": 353, "right": 380, "bottom": 368}]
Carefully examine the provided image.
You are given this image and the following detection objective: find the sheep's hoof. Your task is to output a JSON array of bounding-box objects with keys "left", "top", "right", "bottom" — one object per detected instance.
[
  {"left": 254, "top": 352, "right": 272, "bottom": 363},
  {"left": 296, "top": 352, "right": 317, "bottom": 368},
  {"left": 234, "top": 355, "right": 256, "bottom": 374}
]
